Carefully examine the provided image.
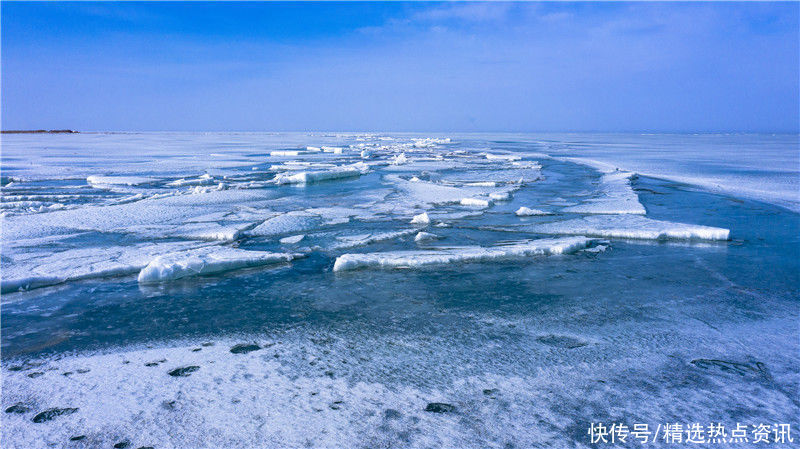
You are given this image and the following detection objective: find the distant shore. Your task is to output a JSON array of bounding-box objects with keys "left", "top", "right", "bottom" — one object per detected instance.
[{"left": 1, "top": 129, "right": 78, "bottom": 134}]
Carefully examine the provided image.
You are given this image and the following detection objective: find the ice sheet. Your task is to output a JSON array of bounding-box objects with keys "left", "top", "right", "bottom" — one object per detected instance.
[{"left": 544, "top": 133, "right": 800, "bottom": 212}]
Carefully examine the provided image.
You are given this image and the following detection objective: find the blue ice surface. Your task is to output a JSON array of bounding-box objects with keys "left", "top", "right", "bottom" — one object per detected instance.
[{"left": 1, "top": 133, "right": 797, "bottom": 448}]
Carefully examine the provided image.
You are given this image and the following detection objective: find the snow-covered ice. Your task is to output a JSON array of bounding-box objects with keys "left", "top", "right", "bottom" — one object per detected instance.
[
  {"left": 414, "top": 231, "right": 440, "bottom": 242},
  {"left": 562, "top": 171, "right": 646, "bottom": 215},
  {"left": 273, "top": 167, "right": 362, "bottom": 185},
  {"left": 137, "top": 246, "right": 301, "bottom": 284},
  {"left": 332, "top": 237, "right": 598, "bottom": 271},
  {"left": 515, "top": 207, "right": 550, "bottom": 216},
  {"left": 460, "top": 198, "right": 492, "bottom": 208},
  {"left": 247, "top": 212, "right": 321, "bottom": 237},
  {"left": 1, "top": 132, "right": 797, "bottom": 449},
  {"left": 410, "top": 212, "right": 430, "bottom": 225},
  {"left": 527, "top": 215, "right": 730, "bottom": 241},
  {"left": 279, "top": 234, "right": 305, "bottom": 244}
]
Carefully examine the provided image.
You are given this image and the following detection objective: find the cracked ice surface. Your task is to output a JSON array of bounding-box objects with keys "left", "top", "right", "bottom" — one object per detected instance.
[{"left": 1, "top": 132, "right": 797, "bottom": 449}]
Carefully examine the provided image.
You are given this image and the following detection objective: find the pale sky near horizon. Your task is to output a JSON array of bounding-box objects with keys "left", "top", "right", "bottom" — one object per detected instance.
[{"left": 2, "top": 2, "right": 798, "bottom": 133}]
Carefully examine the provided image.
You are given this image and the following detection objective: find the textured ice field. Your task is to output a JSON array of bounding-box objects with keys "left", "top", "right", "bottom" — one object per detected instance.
[
  {"left": 2, "top": 133, "right": 798, "bottom": 448},
  {"left": 537, "top": 133, "right": 800, "bottom": 213}
]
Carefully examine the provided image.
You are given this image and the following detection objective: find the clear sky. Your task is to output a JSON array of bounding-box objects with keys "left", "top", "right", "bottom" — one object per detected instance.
[{"left": 2, "top": 1, "right": 798, "bottom": 132}]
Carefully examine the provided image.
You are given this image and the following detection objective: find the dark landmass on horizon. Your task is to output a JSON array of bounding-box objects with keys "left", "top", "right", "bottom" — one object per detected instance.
[{"left": 1, "top": 129, "right": 78, "bottom": 134}]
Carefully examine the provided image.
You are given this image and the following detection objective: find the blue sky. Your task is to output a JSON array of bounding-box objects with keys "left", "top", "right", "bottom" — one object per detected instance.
[{"left": 2, "top": 1, "right": 798, "bottom": 132}]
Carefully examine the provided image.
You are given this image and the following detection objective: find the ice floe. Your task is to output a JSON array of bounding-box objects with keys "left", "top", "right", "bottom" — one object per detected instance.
[
  {"left": 414, "top": 231, "right": 440, "bottom": 242},
  {"left": 137, "top": 247, "right": 301, "bottom": 284},
  {"left": 279, "top": 235, "right": 305, "bottom": 244},
  {"left": 330, "top": 229, "right": 418, "bottom": 250},
  {"left": 87, "top": 175, "right": 159, "bottom": 186},
  {"left": 527, "top": 215, "right": 730, "bottom": 241},
  {"left": 562, "top": 171, "right": 646, "bottom": 215},
  {"left": 273, "top": 167, "right": 362, "bottom": 185},
  {"left": 166, "top": 174, "right": 214, "bottom": 187},
  {"left": 248, "top": 212, "right": 322, "bottom": 237},
  {"left": 392, "top": 153, "right": 408, "bottom": 165},
  {"left": 332, "top": 237, "right": 597, "bottom": 271},
  {"left": 410, "top": 212, "right": 430, "bottom": 225},
  {"left": 515, "top": 207, "right": 550, "bottom": 216},
  {"left": 2, "top": 241, "right": 208, "bottom": 293},
  {"left": 460, "top": 198, "right": 492, "bottom": 208}
]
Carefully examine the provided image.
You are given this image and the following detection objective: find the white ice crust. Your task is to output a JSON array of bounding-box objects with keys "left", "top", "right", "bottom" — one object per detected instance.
[
  {"left": 332, "top": 237, "right": 596, "bottom": 271},
  {"left": 330, "top": 229, "right": 417, "bottom": 250},
  {"left": 414, "top": 231, "right": 440, "bottom": 242},
  {"left": 137, "top": 247, "right": 301, "bottom": 284},
  {"left": 273, "top": 167, "right": 362, "bottom": 185},
  {"left": 87, "top": 175, "right": 159, "bottom": 186},
  {"left": 279, "top": 234, "right": 306, "bottom": 244},
  {"left": 529, "top": 215, "right": 730, "bottom": 241},
  {"left": 410, "top": 212, "right": 431, "bottom": 225},
  {"left": 562, "top": 171, "right": 646, "bottom": 215},
  {"left": 516, "top": 207, "right": 550, "bottom": 216},
  {"left": 247, "top": 212, "right": 321, "bottom": 237}
]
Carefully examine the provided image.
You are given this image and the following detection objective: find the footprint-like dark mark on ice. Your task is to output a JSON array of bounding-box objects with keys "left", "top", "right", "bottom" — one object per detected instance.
[
  {"left": 27, "top": 372, "right": 44, "bottom": 378},
  {"left": 8, "top": 361, "right": 44, "bottom": 372},
  {"left": 5, "top": 403, "right": 32, "bottom": 414},
  {"left": 424, "top": 403, "right": 456, "bottom": 413},
  {"left": 168, "top": 366, "right": 200, "bottom": 377},
  {"left": 690, "top": 359, "right": 769, "bottom": 380},
  {"left": 535, "top": 335, "right": 589, "bottom": 349},
  {"left": 32, "top": 407, "right": 78, "bottom": 423},
  {"left": 69, "top": 435, "right": 85, "bottom": 441},
  {"left": 384, "top": 409, "right": 402, "bottom": 420},
  {"left": 145, "top": 359, "right": 167, "bottom": 367},
  {"left": 230, "top": 343, "right": 260, "bottom": 354},
  {"left": 483, "top": 388, "right": 500, "bottom": 398},
  {"left": 113, "top": 440, "right": 130, "bottom": 448}
]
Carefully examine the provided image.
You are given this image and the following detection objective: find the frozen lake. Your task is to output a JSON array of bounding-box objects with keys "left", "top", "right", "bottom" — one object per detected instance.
[{"left": 2, "top": 132, "right": 798, "bottom": 448}]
